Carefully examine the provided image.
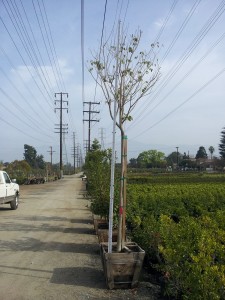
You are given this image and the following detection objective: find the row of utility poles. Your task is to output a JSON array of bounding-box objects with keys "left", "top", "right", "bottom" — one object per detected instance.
[
  {"left": 54, "top": 92, "right": 68, "bottom": 178},
  {"left": 71, "top": 132, "right": 82, "bottom": 173},
  {"left": 53, "top": 94, "right": 103, "bottom": 176},
  {"left": 82, "top": 127, "right": 105, "bottom": 154},
  {"left": 54, "top": 92, "right": 82, "bottom": 177}
]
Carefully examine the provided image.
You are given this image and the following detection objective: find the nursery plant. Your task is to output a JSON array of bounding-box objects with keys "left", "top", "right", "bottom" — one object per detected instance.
[
  {"left": 89, "top": 24, "right": 160, "bottom": 251},
  {"left": 84, "top": 139, "right": 115, "bottom": 219}
]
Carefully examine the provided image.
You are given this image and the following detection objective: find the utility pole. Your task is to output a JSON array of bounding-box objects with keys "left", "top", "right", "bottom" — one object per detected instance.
[
  {"left": 47, "top": 146, "right": 56, "bottom": 166},
  {"left": 54, "top": 92, "right": 68, "bottom": 179},
  {"left": 76, "top": 143, "right": 81, "bottom": 169},
  {"left": 99, "top": 127, "right": 105, "bottom": 149},
  {"left": 71, "top": 132, "right": 76, "bottom": 174},
  {"left": 176, "top": 146, "right": 179, "bottom": 168},
  {"left": 83, "top": 102, "right": 100, "bottom": 151},
  {"left": 83, "top": 139, "right": 89, "bottom": 156}
]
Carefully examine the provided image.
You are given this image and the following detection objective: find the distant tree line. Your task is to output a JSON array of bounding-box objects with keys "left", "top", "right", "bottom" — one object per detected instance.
[
  {"left": 2, "top": 144, "right": 75, "bottom": 184},
  {"left": 129, "top": 127, "right": 225, "bottom": 171}
]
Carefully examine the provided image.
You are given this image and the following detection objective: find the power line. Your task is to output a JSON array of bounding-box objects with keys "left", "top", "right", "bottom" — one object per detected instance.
[
  {"left": 146, "top": 30, "right": 225, "bottom": 117},
  {"left": 120, "top": 0, "right": 181, "bottom": 130},
  {"left": 130, "top": 66, "right": 225, "bottom": 139},
  {"left": 31, "top": 0, "right": 61, "bottom": 92},
  {"left": 17, "top": 0, "right": 56, "bottom": 92},
  {"left": 8, "top": 0, "right": 55, "bottom": 95},
  {"left": 154, "top": 0, "right": 179, "bottom": 44},
  {"left": 93, "top": 0, "right": 108, "bottom": 103},
  {"left": 0, "top": 65, "right": 53, "bottom": 132},
  {"left": 0, "top": 15, "right": 54, "bottom": 110},
  {"left": 42, "top": 0, "right": 67, "bottom": 91},
  {"left": 0, "top": 46, "right": 55, "bottom": 125},
  {"left": 2, "top": 0, "right": 54, "bottom": 104},
  {"left": 40, "top": 0, "right": 67, "bottom": 92},
  {"left": 0, "top": 87, "right": 54, "bottom": 139},
  {"left": 128, "top": 0, "right": 225, "bottom": 130},
  {"left": 160, "top": 0, "right": 202, "bottom": 64},
  {"left": 36, "top": 0, "right": 63, "bottom": 91},
  {"left": 0, "top": 115, "right": 52, "bottom": 143},
  {"left": 127, "top": 0, "right": 198, "bottom": 126}
]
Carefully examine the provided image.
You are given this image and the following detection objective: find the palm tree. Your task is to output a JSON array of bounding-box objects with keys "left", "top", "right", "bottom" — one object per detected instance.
[{"left": 208, "top": 146, "right": 215, "bottom": 160}]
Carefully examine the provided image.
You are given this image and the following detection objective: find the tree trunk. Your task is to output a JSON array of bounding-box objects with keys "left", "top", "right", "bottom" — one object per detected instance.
[
  {"left": 117, "top": 131, "right": 127, "bottom": 252},
  {"left": 117, "top": 131, "right": 124, "bottom": 252},
  {"left": 122, "top": 135, "right": 127, "bottom": 249}
]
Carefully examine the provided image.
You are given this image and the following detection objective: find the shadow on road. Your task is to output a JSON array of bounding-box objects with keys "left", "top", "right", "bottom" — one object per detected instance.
[
  {"left": 0, "top": 237, "right": 100, "bottom": 254},
  {"left": 50, "top": 267, "right": 105, "bottom": 289},
  {"left": 0, "top": 221, "right": 95, "bottom": 235}
]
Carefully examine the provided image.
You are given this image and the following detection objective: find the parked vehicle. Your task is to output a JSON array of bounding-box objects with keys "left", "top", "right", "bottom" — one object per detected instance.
[
  {"left": 0, "top": 171, "right": 19, "bottom": 209},
  {"left": 81, "top": 175, "right": 87, "bottom": 181}
]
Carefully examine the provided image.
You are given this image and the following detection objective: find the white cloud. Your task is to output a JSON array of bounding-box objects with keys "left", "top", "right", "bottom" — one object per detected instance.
[
  {"left": 154, "top": 18, "right": 164, "bottom": 28},
  {"left": 10, "top": 59, "right": 74, "bottom": 90},
  {"left": 11, "top": 65, "right": 33, "bottom": 83}
]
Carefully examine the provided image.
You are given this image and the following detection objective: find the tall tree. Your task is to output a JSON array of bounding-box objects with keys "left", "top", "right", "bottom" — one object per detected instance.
[
  {"left": 24, "top": 144, "right": 37, "bottom": 167},
  {"left": 24, "top": 144, "right": 45, "bottom": 169},
  {"left": 166, "top": 151, "right": 183, "bottom": 165},
  {"left": 137, "top": 150, "right": 165, "bottom": 168},
  {"left": 208, "top": 146, "right": 215, "bottom": 160},
  {"left": 219, "top": 127, "right": 225, "bottom": 159},
  {"left": 36, "top": 155, "right": 45, "bottom": 169},
  {"left": 89, "top": 27, "right": 160, "bottom": 251},
  {"left": 90, "top": 138, "right": 101, "bottom": 151},
  {"left": 195, "top": 146, "right": 208, "bottom": 159},
  {"left": 129, "top": 158, "right": 137, "bottom": 168}
]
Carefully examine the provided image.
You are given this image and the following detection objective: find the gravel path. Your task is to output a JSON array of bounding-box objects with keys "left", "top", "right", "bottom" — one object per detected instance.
[{"left": 0, "top": 174, "right": 161, "bottom": 300}]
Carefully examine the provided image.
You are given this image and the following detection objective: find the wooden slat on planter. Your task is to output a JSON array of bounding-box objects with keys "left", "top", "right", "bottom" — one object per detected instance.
[
  {"left": 100, "top": 242, "right": 145, "bottom": 289},
  {"left": 98, "top": 229, "right": 117, "bottom": 243}
]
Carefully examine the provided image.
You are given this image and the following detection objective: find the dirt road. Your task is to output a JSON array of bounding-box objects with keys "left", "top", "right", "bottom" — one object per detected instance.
[{"left": 0, "top": 174, "right": 161, "bottom": 300}]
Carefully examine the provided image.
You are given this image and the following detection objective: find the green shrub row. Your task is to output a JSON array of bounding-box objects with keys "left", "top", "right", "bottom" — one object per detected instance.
[
  {"left": 126, "top": 182, "right": 225, "bottom": 299},
  {"left": 127, "top": 173, "right": 225, "bottom": 184},
  {"left": 83, "top": 142, "right": 120, "bottom": 221},
  {"left": 85, "top": 151, "right": 225, "bottom": 298}
]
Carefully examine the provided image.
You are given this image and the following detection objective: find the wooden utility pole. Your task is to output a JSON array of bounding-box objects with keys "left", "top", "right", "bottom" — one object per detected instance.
[
  {"left": 83, "top": 102, "right": 100, "bottom": 151},
  {"left": 71, "top": 132, "right": 76, "bottom": 174},
  {"left": 54, "top": 92, "right": 68, "bottom": 178},
  {"left": 99, "top": 127, "right": 106, "bottom": 149},
  {"left": 76, "top": 143, "right": 81, "bottom": 168},
  {"left": 47, "top": 146, "right": 55, "bottom": 166},
  {"left": 176, "top": 146, "right": 179, "bottom": 168}
]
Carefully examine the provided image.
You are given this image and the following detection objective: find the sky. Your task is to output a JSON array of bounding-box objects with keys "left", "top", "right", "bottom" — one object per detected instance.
[{"left": 0, "top": 0, "right": 225, "bottom": 164}]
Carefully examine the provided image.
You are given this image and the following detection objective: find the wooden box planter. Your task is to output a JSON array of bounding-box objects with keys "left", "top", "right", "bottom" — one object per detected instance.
[
  {"left": 93, "top": 218, "right": 108, "bottom": 235},
  {"left": 93, "top": 218, "right": 117, "bottom": 243},
  {"left": 100, "top": 242, "right": 145, "bottom": 289},
  {"left": 98, "top": 229, "right": 117, "bottom": 243}
]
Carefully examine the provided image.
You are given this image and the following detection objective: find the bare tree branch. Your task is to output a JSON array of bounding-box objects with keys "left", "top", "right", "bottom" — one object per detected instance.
[{"left": 89, "top": 29, "right": 160, "bottom": 128}]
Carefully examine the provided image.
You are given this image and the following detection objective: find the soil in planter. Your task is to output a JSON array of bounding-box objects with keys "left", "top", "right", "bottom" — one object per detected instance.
[
  {"left": 98, "top": 223, "right": 109, "bottom": 230},
  {"left": 93, "top": 219, "right": 108, "bottom": 234},
  {"left": 97, "top": 229, "right": 117, "bottom": 243}
]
